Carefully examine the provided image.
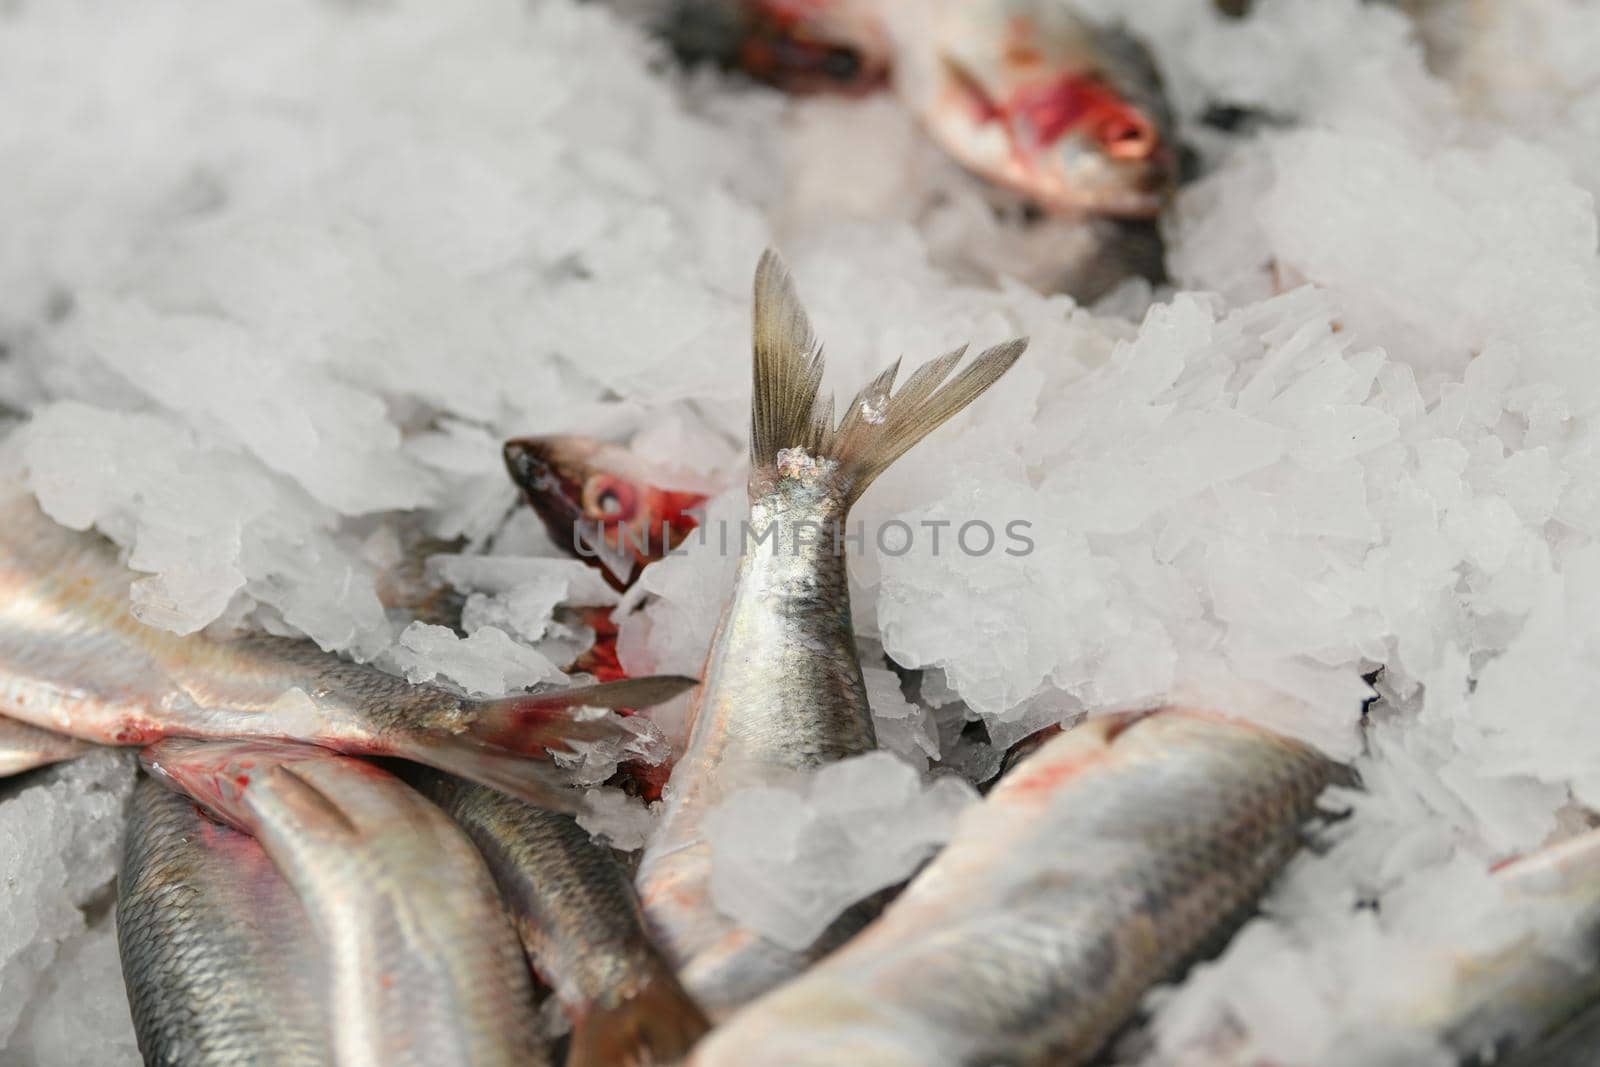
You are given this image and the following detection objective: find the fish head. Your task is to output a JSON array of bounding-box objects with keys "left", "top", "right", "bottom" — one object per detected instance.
[
  {"left": 140, "top": 737, "right": 305, "bottom": 834},
  {"left": 733, "top": 0, "right": 892, "bottom": 94},
  {"left": 659, "top": 0, "right": 888, "bottom": 93},
  {"left": 503, "top": 435, "right": 708, "bottom": 589},
  {"left": 916, "top": 3, "right": 1175, "bottom": 218}
]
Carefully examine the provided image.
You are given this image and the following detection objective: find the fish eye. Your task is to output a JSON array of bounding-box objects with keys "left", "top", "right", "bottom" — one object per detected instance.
[
  {"left": 821, "top": 47, "right": 860, "bottom": 82},
  {"left": 584, "top": 476, "right": 638, "bottom": 522}
]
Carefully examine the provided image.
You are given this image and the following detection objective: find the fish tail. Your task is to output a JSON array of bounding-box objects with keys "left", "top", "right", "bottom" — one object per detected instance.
[
  {"left": 391, "top": 675, "right": 698, "bottom": 813},
  {"left": 464, "top": 675, "right": 698, "bottom": 752},
  {"left": 566, "top": 971, "right": 713, "bottom": 1067},
  {"left": 749, "top": 249, "right": 1027, "bottom": 506},
  {"left": 388, "top": 735, "right": 598, "bottom": 814}
]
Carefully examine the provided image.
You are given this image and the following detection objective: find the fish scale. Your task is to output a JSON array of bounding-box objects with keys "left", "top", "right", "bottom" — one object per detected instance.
[
  {"left": 422, "top": 775, "right": 710, "bottom": 1066},
  {"left": 118, "top": 775, "right": 329, "bottom": 1067},
  {"left": 144, "top": 738, "right": 550, "bottom": 1067},
  {"left": 691, "top": 708, "right": 1334, "bottom": 1067}
]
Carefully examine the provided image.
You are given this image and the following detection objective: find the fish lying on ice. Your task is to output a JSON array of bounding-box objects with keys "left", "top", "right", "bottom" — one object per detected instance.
[
  {"left": 664, "top": 0, "right": 1176, "bottom": 218},
  {"left": 0, "top": 713, "right": 91, "bottom": 776},
  {"left": 118, "top": 774, "right": 330, "bottom": 1067},
  {"left": 634, "top": 250, "right": 1027, "bottom": 1017},
  {"left": 690, "top": 707, "right": 1334, "bottom": 1066},
  {"left": 887, "top": 0, "right": 1177, "bottom": 218},
  {"left": 0, "top": 489, "right": 695, "bottom": 811},
  {"left": 420, "top": 774, "right": 711, "bottom": 1067},
  {"left": 145, "top": 738, "right": 550, "bottom": 1067},
  {"left": 1403, "top": 826, "right": 1600, "bottom": 1065},
  {"left": 1167, "top": 820, "right": 1600, "bottom": 1066},
  {"left": 503, "top": 434, "right": 709, "bottom": 592},
  {"left": 663, "top": 0, "right": 894, "bottom": 94}
]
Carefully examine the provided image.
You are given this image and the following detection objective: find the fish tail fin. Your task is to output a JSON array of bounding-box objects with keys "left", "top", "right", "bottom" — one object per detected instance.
[
  {"left": 464, "top": 674, "right": 698, "bottom": 753},
  {"left": 390, "top": 735, "right": 594, "bottom": 814},
  {"left": 750, "top": 249, "right": 1028, "bottom": 507},
  {"left": 389, "top": 675, "right": 698, "bottom": 813},
  {"left": 567, "top": 970, "right": 713, "bottom": 1067}
]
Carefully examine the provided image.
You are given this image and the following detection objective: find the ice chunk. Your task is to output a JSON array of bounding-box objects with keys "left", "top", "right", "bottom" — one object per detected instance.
[
  {"left": 21, "top": 404, "right": 394, "bottom": 656},
  {"left": 443, "top": 555, "right": 619, "bottom": 648},
  {"left": 66, "top": 297, "right": 428, "bottom": 515},
  {"left": 0, "top": 750, "right": 136, "bottom": 1057},
  {"left": 617, "top": 488, "right": 745, "bottom": 678},
  {"left": 703, "top": 753, "right": 977, "bottom": 951},
  {"left": 388, "top": 622, "right": 565, "bottom": 697},
  {"left": 10, "top": 922, "right": 140, "bottom": 1067},
  {"left": 576, "top": 787, "right": 657, "bottom": 851},
  {"left": 552, "top": 711, "right": 668, "bottom": 790},
  {"left": 863, "top": 665, "right": 939, "bottom": 766}
]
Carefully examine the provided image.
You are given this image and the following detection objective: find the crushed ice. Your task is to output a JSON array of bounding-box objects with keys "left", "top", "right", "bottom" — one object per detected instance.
[
  {"left": 0, "top": 0, "right": 1596, "bottom": 1060},
  {"left": 702, "top": 752, "right": 978, "bottom": 951}
]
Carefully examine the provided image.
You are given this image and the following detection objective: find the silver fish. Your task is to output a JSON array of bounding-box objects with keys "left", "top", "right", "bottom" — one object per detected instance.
[
  {"left": 144, "top": 738, "right": 550, "bottom": 1067},
  {"left": 1406, "top": 826, "right": 1600, "bottom": 1065},
  {"left": 0, "top": 713, "right": 91, "bottom": 776},
  {"left": 889, "top": 0, "right": 1178, "bottom": 218},
  {"left": 691, "top": 708, "right": 1334, "bottom": 1066},
  {"left": 118, "top": 775, "right": 330, "bottom": 1067},
  {"left": 634, "top": 250, "right": 1026, "bottom": 1016},
  {"left": 0, "top": 489, "right": 695, "bottom": 811},
  {"left": 424, "top": 775, "right": 710, "bottom": 1067}
]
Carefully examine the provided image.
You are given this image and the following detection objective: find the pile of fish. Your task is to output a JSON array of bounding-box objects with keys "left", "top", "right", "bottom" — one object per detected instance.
[
  {"left": 0, "top": 247, "right": 1592, "bottom": 1066},
  {"left": 4, "top": 1, "right": 1600, "bottom": 1065},
  {"left": 655, "top": 0, "right": 1179, "bottom": 301}
]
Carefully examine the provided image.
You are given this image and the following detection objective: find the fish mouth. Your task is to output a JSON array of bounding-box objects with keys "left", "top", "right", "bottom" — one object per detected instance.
[
  {"left": 503, "top": 438, "right": 585, "bottom": 551},
  {"left": 1031, "top": 144, "right": 1173, "bottom": 219},
  {"left": 931, "top": 54, "right": 1173, "bottom": 220}
]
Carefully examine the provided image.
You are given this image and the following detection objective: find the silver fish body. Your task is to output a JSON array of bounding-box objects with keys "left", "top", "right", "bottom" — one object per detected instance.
[
  {"left": 635, "top": 251, "right": 1025, "bottom": 1016},
  {"left": 636, "top": 451, "right": 874, "bottom": 1010},
  {"left": 1404, "top": 827, "right": 1600, "bottom": 1065},
  {"left": 118, "top": 775, "right": 329, "bottom": 1067},
  {"left": 144, "top": 738, "right": 549, "bottom": 1067},
  {"left": 886, "top": 0, "right": 1177, "bottom": 218},
  {"left": 428, "top": 776, "right": 710, "bottom": 1066},
  {"left": 0, "top": 713, "right": 91, "bottom": 776},
  {"left": 0, "top": 489, "right": 694, "bottom": 811},
  {"left": 692, "top": 708, "right": 1333, "bottom": 1067}
]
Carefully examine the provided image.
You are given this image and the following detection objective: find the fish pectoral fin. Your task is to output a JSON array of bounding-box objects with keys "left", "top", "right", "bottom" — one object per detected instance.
[{"left": 391, "top": 735, "right": 595, "bottom": 815}]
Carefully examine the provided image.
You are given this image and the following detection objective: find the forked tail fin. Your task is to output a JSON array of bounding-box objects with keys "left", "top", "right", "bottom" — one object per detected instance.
[
  {"left": 464, "top": 675, "right": 698, "bottom": 753},
  {"left": 749, "top": 249, "right": 1027, "bottom": 506},
  {"left": 566, "top": 968, "right": 712, "bottom": 1067},
  {"left": 391, "top": 674, "right": 698, "bottom": 813}
]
